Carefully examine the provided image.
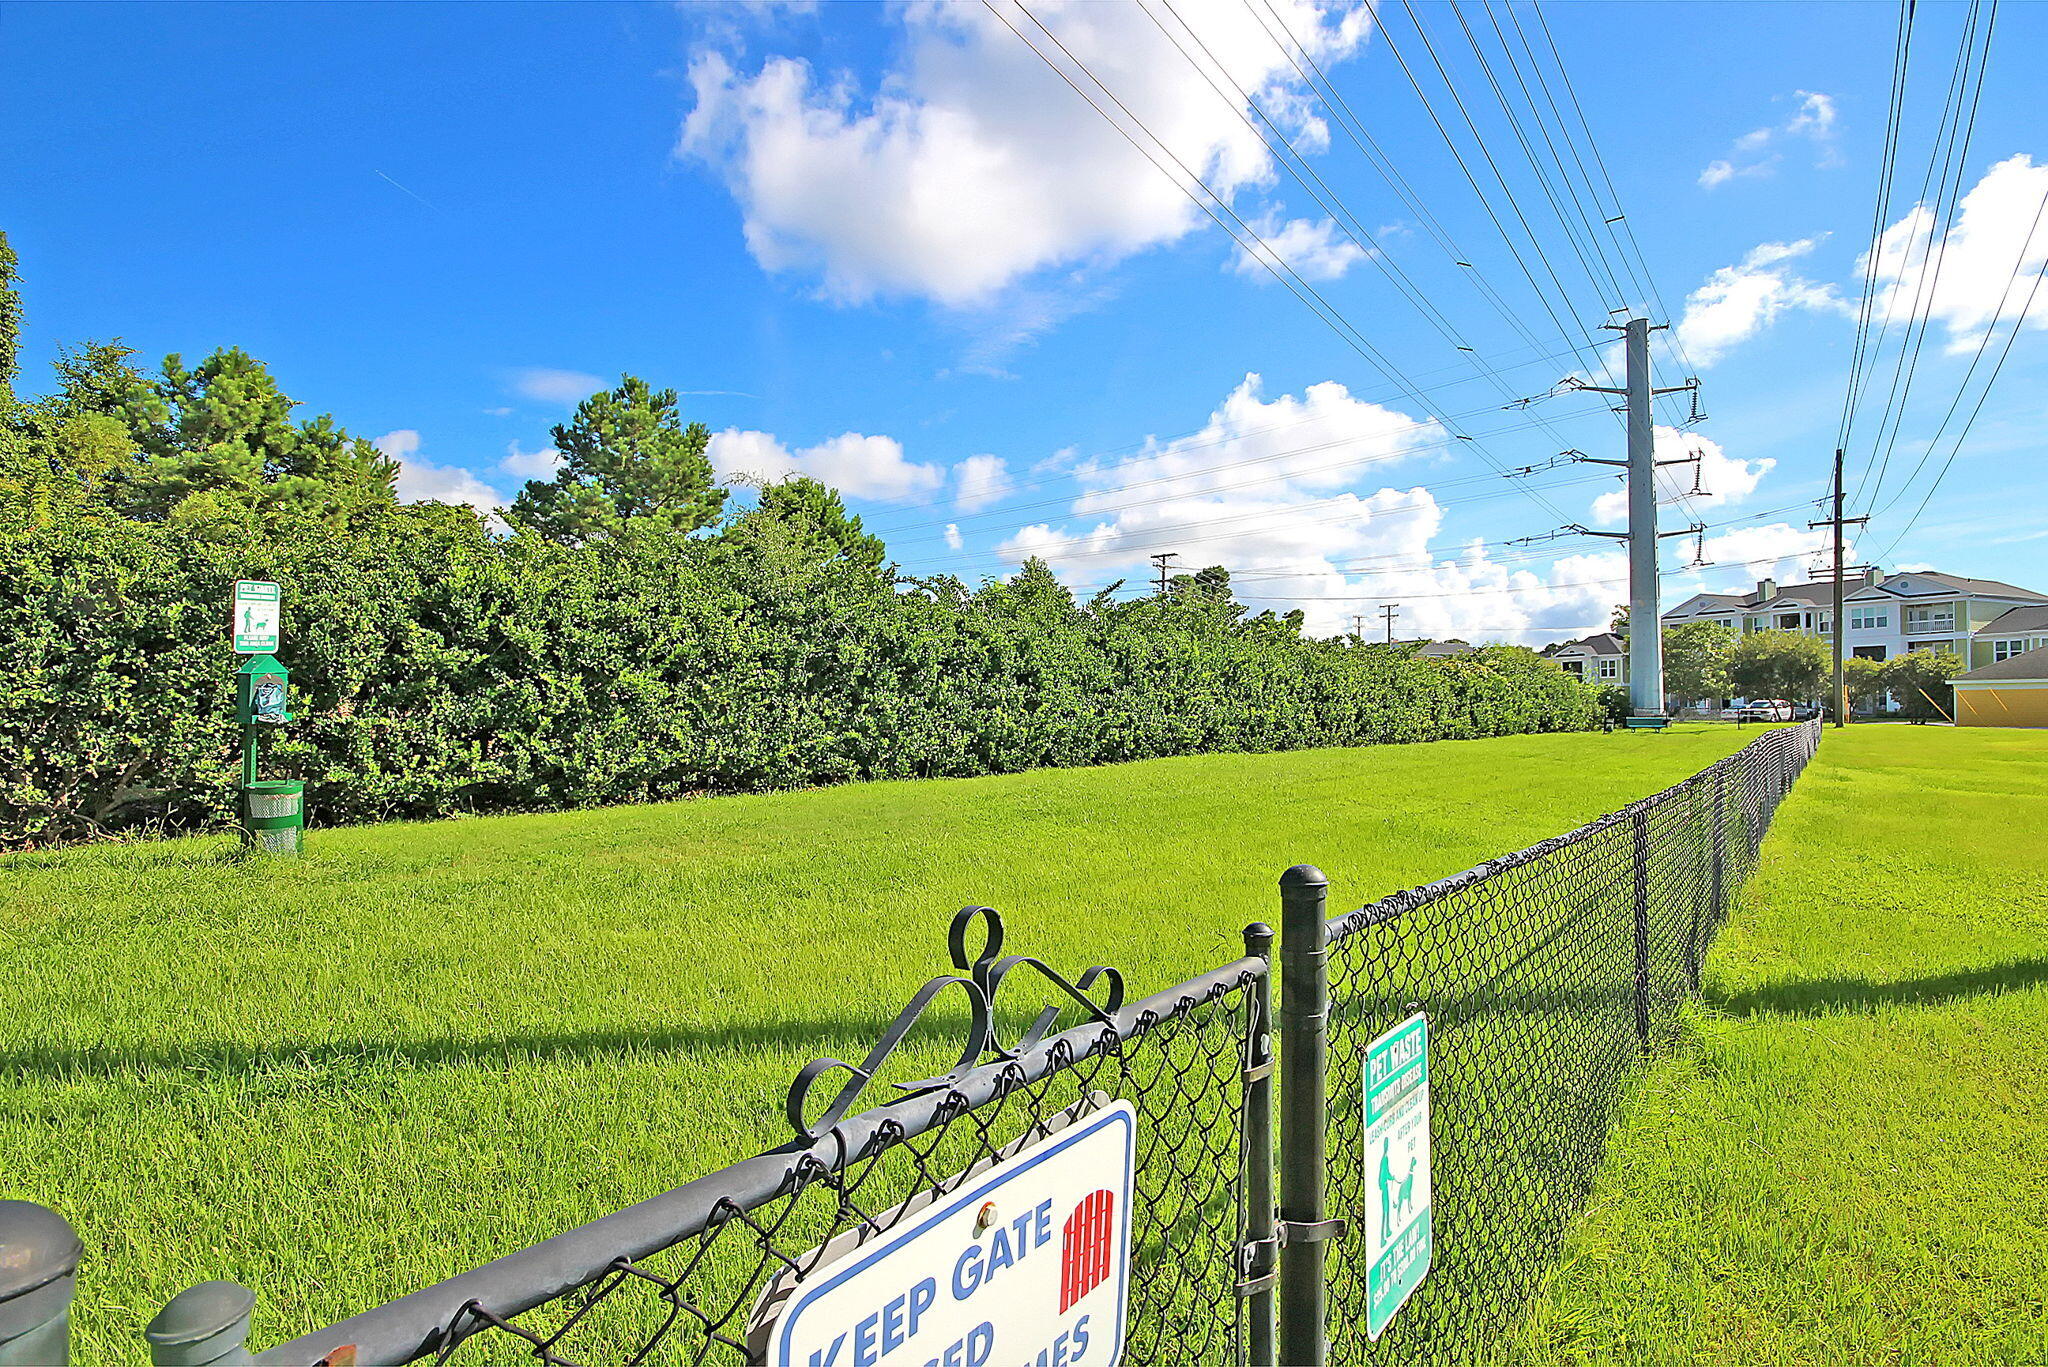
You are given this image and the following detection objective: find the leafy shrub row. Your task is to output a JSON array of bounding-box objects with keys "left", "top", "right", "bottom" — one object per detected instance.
[{"left": 2, "top": 507, "right": 1598, "bottom": 848}]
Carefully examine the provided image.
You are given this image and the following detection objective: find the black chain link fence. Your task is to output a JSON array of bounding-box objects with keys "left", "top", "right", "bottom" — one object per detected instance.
[
  {"left": 1318, "top": 720, "right": 1821, "bottom": 1364},
  {"left": 6, "top": 724, "right": 1827, "bottom": 1367},
  {"left": 234, "top": 927, "right": 1265, "bottom": 1367}
]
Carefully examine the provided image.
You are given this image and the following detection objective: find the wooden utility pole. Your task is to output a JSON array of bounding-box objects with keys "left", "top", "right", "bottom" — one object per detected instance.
[
  {"left": 1378, "top": 604, "right": 1400, "bottom": 643},
  {"left": 1810, "top": 448, "right": 1869, "bottom": 728},
  {"left": 1150, "top": 552, "right": 1179, "bottom": 597}
]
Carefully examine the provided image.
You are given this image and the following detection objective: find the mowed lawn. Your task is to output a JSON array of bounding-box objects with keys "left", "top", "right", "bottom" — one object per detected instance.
[
  {"left": 1507, "top": 725, "right": 2048, "bottom": 1367},
  {"left": 2, "top": 726, "right": 1751, "bottom": 1360}
]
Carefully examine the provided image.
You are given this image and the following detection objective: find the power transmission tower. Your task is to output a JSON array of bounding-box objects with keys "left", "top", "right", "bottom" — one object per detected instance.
[
  {"left": 1379, "top": 604, "right": 1400, "bottom": 644},
  {"left": 1810, "top": 447, "right": 1869, "bottom": 729},
  {"left": 1567, "top": 318, "right": 1701, "bottom": 717},
  {"left": 1150, "top": 552, "right": 1180, "bottom": 597}
]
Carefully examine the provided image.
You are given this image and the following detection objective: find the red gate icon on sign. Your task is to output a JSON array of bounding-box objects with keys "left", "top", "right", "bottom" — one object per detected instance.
[{"left": 1060, "top": 1189, "right": 1116, "bottom": 1312}]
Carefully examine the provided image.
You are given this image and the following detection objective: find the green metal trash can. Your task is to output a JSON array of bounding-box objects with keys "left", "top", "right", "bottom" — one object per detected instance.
[{"left": 243, "top": 780, "right": 304, "bottom": 856}]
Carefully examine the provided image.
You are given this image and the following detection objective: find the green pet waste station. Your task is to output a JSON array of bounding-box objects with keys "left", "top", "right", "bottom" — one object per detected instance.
[{"left": 230, "top": 579, "right": 301, "bottom": 855}]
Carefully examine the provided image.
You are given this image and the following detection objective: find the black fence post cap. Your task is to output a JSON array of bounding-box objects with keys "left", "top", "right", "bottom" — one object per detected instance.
[
  {"left": 145, "top": 1281, "right": 255, "bottom": 1364},
  {"left": 0, "top": 1200, "right": 82, "bottom": 1304},
  {"left": 1280, "top": 864, "right": 1328, "bottom": 889}
]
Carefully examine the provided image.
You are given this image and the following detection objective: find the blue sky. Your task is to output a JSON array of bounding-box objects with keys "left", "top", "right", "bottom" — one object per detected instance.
[{"left": 4, "top": 0, "right": 2044, "bottom": 642}]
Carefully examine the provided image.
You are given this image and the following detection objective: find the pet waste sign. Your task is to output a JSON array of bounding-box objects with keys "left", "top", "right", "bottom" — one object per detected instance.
[
  {"left": 758, "top": 1101, "right": 1133, "bottom": 1367},
  {"left": 231, "top": 580, "right": 281, "bottom": 654},
  {"left": 1363, "top": 1013, "right": 1431, "bottom": 1339}
]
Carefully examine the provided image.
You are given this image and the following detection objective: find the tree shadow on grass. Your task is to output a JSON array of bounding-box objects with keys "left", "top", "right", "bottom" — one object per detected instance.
[
  {"left": 1711, "top": 956, "right": 2048, "bottom": 1017},
  {"left": 0, "top": 1013, "right": 968, "bottom": 1086}
]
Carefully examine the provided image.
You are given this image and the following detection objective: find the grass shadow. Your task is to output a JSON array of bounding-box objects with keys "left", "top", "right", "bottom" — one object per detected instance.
[{"left": 1711, "top": 956, "right": 2048, "bottom": 1017}]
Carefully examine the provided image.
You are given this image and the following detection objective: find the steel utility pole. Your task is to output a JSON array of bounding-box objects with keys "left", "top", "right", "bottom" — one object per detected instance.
[
  {"left": 1569, "top": 318, "right": 1700, "bottom": 716},
  {"left": 1379, "top": 604, "right": 1400, "bottom": 644},
  {"left": 1810, "top": 448, "right": 1869, "bottom": 728}
]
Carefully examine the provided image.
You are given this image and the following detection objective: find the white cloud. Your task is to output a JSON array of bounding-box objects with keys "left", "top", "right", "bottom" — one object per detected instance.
[
  {"left": 500, "top": 441, "right": 564, "bottom": 482},
  {"left": 1864, "top": 153, "right": 2048, "bottom": 353},
  {"left": 375, "top": 430, "right": 505, "bottom": 515},
  {"left": 1677, "top": 237, "right": 1847, "bottom": 365},
  {"left": 710, "top": 428, "right": 945, "bottom": 501},
  {"left": 945, "top": 522, "right": 964, "bottom": 550},
  {"left": 1233, "top": 214, "right": 1369, "bottom": 282},
  {"left": 678, "top": 0, "right": 1371, "bottom": 306},
  {"left": 1698, "top": 89, "right": 1839, "bottom": 188},
  {"left": 509, "top": 368, "right": 605, "bottom": 405},
  {"left": 953, "top": 454, "right": 1013, "bottom": 512},
  {"left": 1590, "top": 428, "right": 1774, "bottom": 524},
  {"left": 1694, "top": 522, "right": 1835, "bottom": 581}
]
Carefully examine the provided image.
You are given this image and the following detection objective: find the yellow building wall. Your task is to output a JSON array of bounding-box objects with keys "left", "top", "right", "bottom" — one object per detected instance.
[{"left": 1957, "top": 685, "right": 2048, "bottom": 728}]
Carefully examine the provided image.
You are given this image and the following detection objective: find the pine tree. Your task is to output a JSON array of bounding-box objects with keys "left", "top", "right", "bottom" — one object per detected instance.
[{"left": 507, "top": 375, "right": 727, "bottom": 543}]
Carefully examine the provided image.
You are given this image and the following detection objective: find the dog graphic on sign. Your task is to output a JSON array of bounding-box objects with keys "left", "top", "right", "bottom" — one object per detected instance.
[{"left": 1059, "top": 1189, "right": 1116, "bottom": 1312}]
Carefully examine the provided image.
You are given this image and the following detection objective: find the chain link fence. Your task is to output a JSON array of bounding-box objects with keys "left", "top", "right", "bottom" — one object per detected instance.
[
  {"left": 1, "top": 722, "right": 1821, "bottom": 1367},
  {"left": 1314, "top": 720, "right": 1821, "bottom": 1364}
]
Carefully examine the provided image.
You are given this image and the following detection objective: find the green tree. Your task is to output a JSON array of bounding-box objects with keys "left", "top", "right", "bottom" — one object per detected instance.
[
  {"left": 1884, "top": 649, "right": 1961, "bottom": 720},
  {"left": 507, "top": 375, "right": 727, "bottom": 543},
  {"left": 744, "top": 475, "right": 886, "bottom": 573},
  {"left": 1663, "top": 621, "right": 1736, "bottom": 704},
  {"left": 1844, "top": 656, "right": 1889, "bottom": 715},
  {"left": 0, "top": 230, "right": 22, "bottom": 404},
  {"left": 1728, "top": 630, "right": 1830, "bottom": 703}
]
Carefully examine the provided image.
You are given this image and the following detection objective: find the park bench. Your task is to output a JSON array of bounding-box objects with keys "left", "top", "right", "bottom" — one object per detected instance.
[{"left": 1622, "top": 715, "right": 1671, "bottom": 732}]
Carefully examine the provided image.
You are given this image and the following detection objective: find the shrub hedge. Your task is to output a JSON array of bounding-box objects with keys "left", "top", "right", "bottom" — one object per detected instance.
[{"left": 1, "top": 508, "right": 1599, "bottom": 848}]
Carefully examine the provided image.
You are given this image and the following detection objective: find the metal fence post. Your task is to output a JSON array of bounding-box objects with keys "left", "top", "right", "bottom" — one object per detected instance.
[
  {"left": 1630, "top": 808, "right": 1652, "bottom": 1052},
  {"left": 1241, "top": 921, "right": 1277, "bottom": 1367},
  {"left": 0, "top": 1201, "right": 82, "bottom": 1367},
  {"left": 1710, "top": 762, "right": 1727, "bottom": 942},
  {"left": 145, "top": 1282, "right": 256, "bottom": 1367},
  {"left": 1277, "top": 865, "right": 1331, "bottom": 1367}
]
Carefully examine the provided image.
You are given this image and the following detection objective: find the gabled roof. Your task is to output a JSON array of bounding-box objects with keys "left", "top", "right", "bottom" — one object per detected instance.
[
  {"left": 1555, "top": 632, "right": 1625, "bottom": 657},
  {"left": 1976, "top": 604, "right": 2048, "bottom": 637},
  {"left": 1664, "top": 568, "right": 2046, "bottom": 619},
  {"left": 1955, "top": 644, "right": 2048, "bottom": 683},
  {"left": 1762, "top": 583, "right": 1836, "bottom": 608},
  {"left": 1899, "top": 572, "right": 2048, "bottom": 601}
]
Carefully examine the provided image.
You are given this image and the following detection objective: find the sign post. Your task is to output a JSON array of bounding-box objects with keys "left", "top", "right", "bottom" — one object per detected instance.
[
  {"left": 1363, "top": 1014, "right": 1431, "bottom": 1340},
  {"left": 229, "top": 581, "right": 300, "bottom": 854},
  {"left": 756, "top": 1101, "right": 1135, "bottom": 1367}
]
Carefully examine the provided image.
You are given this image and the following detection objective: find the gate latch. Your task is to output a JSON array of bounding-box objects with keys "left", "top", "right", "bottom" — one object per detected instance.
[
  {"left": 1277, "top": 1217, "right": 1348, "bottom": 1246},
  {"left": 1235, "top": 1218, "right": 1348, "bottom": 1297}
]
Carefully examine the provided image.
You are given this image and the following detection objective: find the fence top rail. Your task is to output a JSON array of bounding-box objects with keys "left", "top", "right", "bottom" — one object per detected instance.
[
  {"left": 253, "top": 939, "right": 1265, "bottom": 1367},
  {"left": 1323, "top": 720, "right": 1818, "bottom": 948}
]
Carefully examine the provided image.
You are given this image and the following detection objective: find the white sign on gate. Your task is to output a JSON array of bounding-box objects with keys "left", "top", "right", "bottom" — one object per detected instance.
[{"left": 763, "top": 1100, "right": 1134, "bottom": 1367}]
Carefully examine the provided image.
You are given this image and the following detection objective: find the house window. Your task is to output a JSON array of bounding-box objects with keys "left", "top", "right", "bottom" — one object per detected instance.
[
  {"left": 1559, "top": 659, "right": 1583, "bottom": 676},
  {"left": 1992, "top": 639, "right": 2042, "bottom": 663},
  {"left": 1747, "top": 617, "right": 1766, "bottom": 632},
  {"left": 1908, "top": 639, "right": 1953, "bottom": 653},
  {"left": 1817, "top": 612, "right": 1833, "bottom": 634},
  {"left": 1852, "top": 645, "right": 1886, "bottom": 661},
  {"left": 1905, "top": 604, "right": 1955, "bottom": 633},
  {"left": 1850, "top": 606, "right": 1889, "bottom": 630},
  {"left": 1777, "top": 612, "right": 1803, "bottom": 630},
  {"left": 1718, "top": 618, "right": 1736, "bottom": 629},
  {"left": 1597, "top": 659, "right": 1620, "bottom": 679}
]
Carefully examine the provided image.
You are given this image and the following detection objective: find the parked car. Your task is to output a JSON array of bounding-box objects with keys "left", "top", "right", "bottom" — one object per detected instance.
[{"left": 1730, "top": 698, "right": 1795, "bottom": 723}]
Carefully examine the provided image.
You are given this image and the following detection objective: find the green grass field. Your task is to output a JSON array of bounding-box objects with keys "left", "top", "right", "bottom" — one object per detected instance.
[
  {"left": 1, "top": 726, "right": 1755, "bottom": 1360},
  {"left": 1507, "top": 726, "right": 2048, "bottom": 1367}
]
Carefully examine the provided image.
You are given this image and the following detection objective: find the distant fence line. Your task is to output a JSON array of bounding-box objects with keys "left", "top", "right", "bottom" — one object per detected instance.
[{"left": 0, "top": 721, "right": 1822, "bottom": 1366}]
